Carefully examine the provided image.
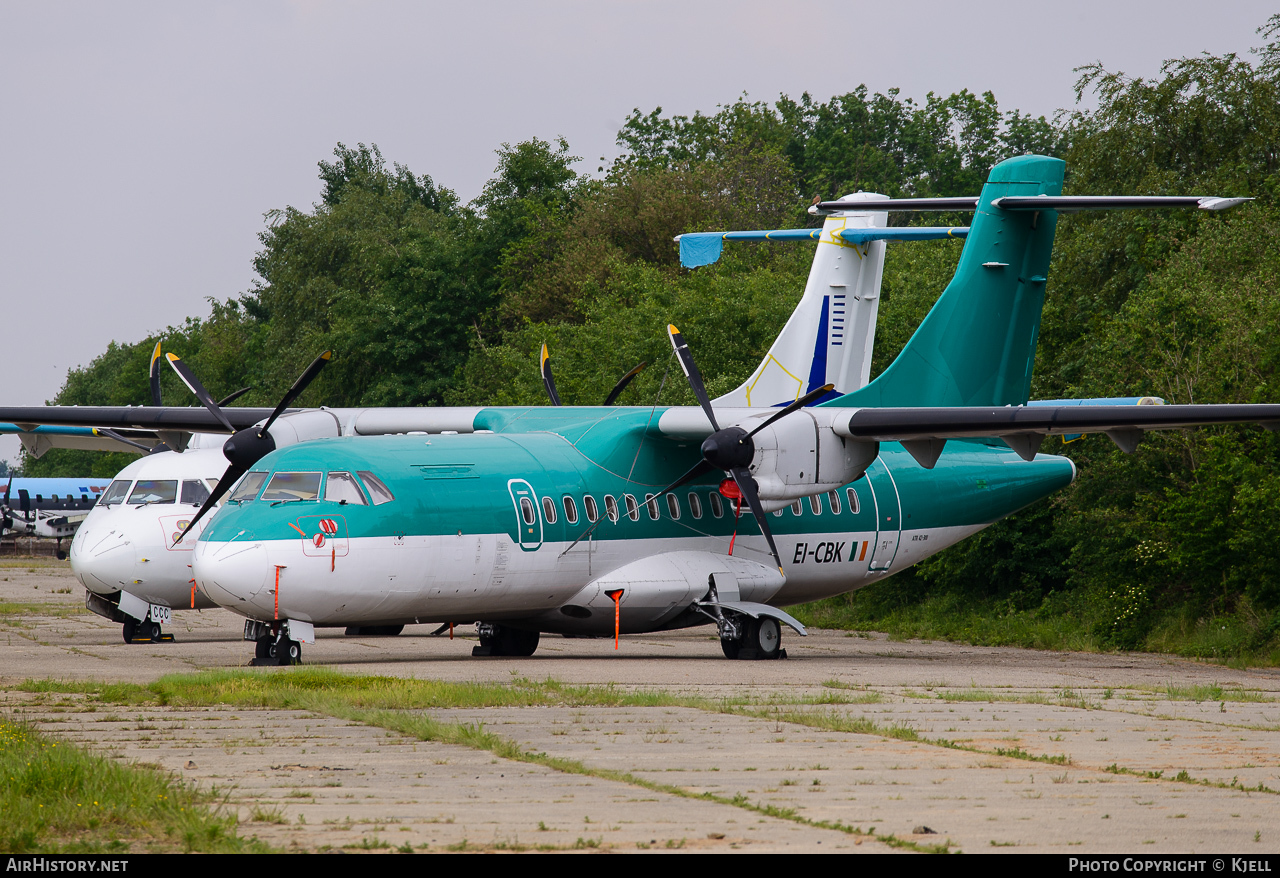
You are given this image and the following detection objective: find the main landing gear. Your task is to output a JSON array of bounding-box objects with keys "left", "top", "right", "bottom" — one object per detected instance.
[
  {"left": 472, "top": 623, "right": 540, "bottom": 657},
  {"left": 718, "top": 615, "right": 784, "bottom": 661}
]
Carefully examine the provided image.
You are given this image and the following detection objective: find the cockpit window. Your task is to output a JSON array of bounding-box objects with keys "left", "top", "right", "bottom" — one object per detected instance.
[
  {"left": 325, "top": 471, "right": 368, "bottom": 505},
  {"left": 260, "top": 472, "right": 322, "bottom": 502},
  {"left": 356, "top": 471, "right": 395, "bottom": 505},
  {"left": 228, "top": 471, "right": 268, "bottom": 503},
  {"left": 99, "top": 480, "right": 131, "bottom": 507},
  {"left": 128, "top": 480, "right": 177, "bottom": 505},
  {"left": 181, "top": 479, "right": 211, "bottom": 506}
]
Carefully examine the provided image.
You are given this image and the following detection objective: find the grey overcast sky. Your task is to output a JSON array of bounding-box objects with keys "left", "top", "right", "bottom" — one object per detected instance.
[{"left": 1, "top": 1, "right": 1274, "bottom": 464}]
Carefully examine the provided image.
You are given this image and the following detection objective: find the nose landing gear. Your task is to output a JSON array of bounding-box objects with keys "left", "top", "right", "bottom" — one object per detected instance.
[
  {"left": 245, "top": 620, "right": 302, "bottom": 666},
  {"left": 121, "top": 618, "right": 167, "bottom": 644},
  {"left": 252, "top": 633, "right": 301, "bottom": 666}
]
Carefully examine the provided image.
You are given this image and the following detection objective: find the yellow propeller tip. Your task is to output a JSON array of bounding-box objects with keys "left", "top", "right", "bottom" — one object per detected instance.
[
  {"left": 165, "top": 352, "right": 180, "bottom": 362},
  {"left": 668, "top": 323, "right": 680, "bottom": 335}
]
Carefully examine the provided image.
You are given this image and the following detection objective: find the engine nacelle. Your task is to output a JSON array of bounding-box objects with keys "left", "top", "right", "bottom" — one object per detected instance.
[
  {"left": 739, "top": 410, "right": 878, "bottom": 512},
  {"left": 261, "top": 410, "right": 344, "bottom": 447}
]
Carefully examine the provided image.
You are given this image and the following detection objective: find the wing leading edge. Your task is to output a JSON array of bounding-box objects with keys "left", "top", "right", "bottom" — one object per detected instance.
[{"left": 834, "top": 404, "right": 1280, "bottom": 467}]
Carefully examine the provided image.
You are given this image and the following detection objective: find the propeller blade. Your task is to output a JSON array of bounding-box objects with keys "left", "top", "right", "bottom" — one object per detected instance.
[
  {"left": 166, "top": 353, "right": 236, "bottom": 433},
  {"left": 653, "top": 458, "right": 716, "bottom": 501},
  {"left": 172, "top": 463, "right": 246, "bottom": 546},
  {"left": 541, "top": 343, "right": 562, "bottom": 406},
  {"left": 746, "top": 384, "right": 835, "bottom": 439},
  {"left": 261, "top": 351, "right": 332, "bottom": 435},
  {"left": 96, "top": 428, "right": 155, "bottom": 454},
  {"left": 216, "top": 386, "right": 253, "bottom": 407},
  {"left": 602, "top": 362, "right": 647, "bottom": 406},
  {"left": 667, "top": 324, "right": 719, "bottom": 431},
  {"left": 729, "top": 466, "right": 783, "bottom": 573},
  {"left": 149, "top": 341, "right": 164, "bottom": 407}
]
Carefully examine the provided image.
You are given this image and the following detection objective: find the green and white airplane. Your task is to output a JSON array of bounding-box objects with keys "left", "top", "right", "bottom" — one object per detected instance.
[{"left": 181, "top": 154, "right": 1274, "bottom": 666}]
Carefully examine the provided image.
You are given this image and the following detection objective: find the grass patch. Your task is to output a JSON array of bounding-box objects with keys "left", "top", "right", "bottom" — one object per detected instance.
[
  {"left": 1102, "top": 763, "right": 1278, "bottom": 795},
  {"left": 0, "top": 600, "right": 81, "bottom": 618},
  {"left": 1153, "top": 684, "right": 1274, "bottom": 703},
  {"left": 793, "top": 589, "right": 1101, "bottom": 653},
  {"left": 0, "top": 719, "right": 266, "bottom": 853},
  {"left": 794, "top": 583, "right": 1280, "bottom": 667},
  {"left": 0, "top": 559, "right": 71, "bottom": 569}
]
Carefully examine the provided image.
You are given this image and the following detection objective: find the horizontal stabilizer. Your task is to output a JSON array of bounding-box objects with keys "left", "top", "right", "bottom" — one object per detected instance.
[
  {"left": 810, "top": 196, "right": 979, "bottom": 215},
  {"left": 833, "top": 404, "right": 1280, "bottom": 444},
  {"left": 809, "top": 194, "right": 1249, "bottom": 217},
  {"left": 677, "top": 226, "right": 969, "bottom": 268},
  {"left": 991, "top": 195, "right": 1251, "bottom": 212}
]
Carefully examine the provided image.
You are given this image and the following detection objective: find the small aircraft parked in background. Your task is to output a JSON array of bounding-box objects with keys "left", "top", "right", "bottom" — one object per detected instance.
[{"left": 0, "top": 474, "right": 96, "bottom": 555}]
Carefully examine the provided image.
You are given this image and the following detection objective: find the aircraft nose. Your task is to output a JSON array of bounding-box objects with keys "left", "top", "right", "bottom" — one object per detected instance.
[
  {"left": 69, "top": 526, "right": 135, "bottom": 595},
  {"left": 193, "top": 539, "right": 276, "bottom": 615}
]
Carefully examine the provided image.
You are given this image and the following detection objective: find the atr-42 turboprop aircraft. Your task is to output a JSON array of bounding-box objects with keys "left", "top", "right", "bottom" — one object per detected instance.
[{"left": 182, "top": 154, "right": 1274, "bottom": 666}]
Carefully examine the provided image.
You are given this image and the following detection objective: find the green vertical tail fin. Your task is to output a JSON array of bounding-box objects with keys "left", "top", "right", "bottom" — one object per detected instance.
[{"left": 822, "top": 154, "right": 1064, "bottom": 409}]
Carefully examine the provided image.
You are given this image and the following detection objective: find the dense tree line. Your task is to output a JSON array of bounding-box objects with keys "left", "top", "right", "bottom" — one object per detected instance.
[{"left": 24, "top": 18, "right": 1280, "bottom": 660}]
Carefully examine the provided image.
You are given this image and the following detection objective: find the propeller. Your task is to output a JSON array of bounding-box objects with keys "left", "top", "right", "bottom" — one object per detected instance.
[
  {"left": 216, "top": 386, "right": 253, "bottom": 407},
  {"left": 540, "top": 344, "right": 562, "bottom": 406},
  {"left": 96, "top": 428, "right": 155, "bottom": 454},
  {"left": 664, "top": 323, "right": 833, "bottom": 573},
  {"left": 603, "top": 361, "right": 647, "bottom": 406},
  {"left": 170, "top": 351, "right": 332, "bottom": 544},
  {"left": 1, "top": 473, "right": 12, "bottom": 530},
  {"left": 149, "top": 341, "right": 164, "bottom": 407},
  {"left": 541, "top": 343, "right": 647, "bottom": 407}
]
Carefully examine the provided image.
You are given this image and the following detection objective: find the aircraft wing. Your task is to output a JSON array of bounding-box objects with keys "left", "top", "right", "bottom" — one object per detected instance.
[
  {"left": 833, "top": 404, "right": 1280, "bottom": 466},
  {"left": 0, "top": 406, "right": 277, "bottom": 432},
  {"left": 0, "top": 423, "right": 169, "bottom": 455}
]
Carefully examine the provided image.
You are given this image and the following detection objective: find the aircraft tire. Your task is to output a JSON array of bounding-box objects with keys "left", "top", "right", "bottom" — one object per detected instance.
[
  {"left": 727, "top": 617, "right": 782, "bottom": 660},
  {"left": 146, "top": 621, "right": 163, "bottom": 642},
  {"left": 122, "top": 620, "right": 136, "bottom": 644},
  {"left": 255, "top": 637, "right": 273, "bottom": 660},
  {"left": 280, "top": 639, "right": 302, "bottom": 665},
  {"left": 748, "top": 617, "right": 782, "bottom": 660},
  {"left": 499, "top": 627, "right": 539, "bottom": 657}
]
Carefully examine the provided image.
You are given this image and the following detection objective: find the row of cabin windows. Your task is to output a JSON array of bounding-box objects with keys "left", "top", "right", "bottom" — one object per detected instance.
[
  {"left": 528, "top": 487, "right": 862, "bottom": 526},
  {"left": 12, "top": 493, "right": 98, "bottom": 505}
]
